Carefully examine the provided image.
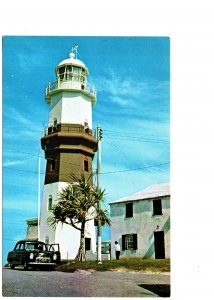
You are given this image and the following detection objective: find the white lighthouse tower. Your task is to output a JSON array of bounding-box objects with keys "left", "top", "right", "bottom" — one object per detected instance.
[{"left": 39, "top": 46, "right": 98, "bottom": 259}]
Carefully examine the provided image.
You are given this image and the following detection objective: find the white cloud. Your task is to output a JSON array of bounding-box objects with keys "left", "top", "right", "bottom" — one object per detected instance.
[
  {"left": 94, "top": 69, "right": 169, "bottom": 112},
  {"left": 3, "top": 105, "right": 43, "bottom": 142},
  {"left": 95, "top": 71, "right": 148, "bottom": 98},
  {"left": 3, "top": 160, "right": 24, "bottom": 167},
  {"left": 4, "top": 106, "right": 34, "bottom": 127},
  {"left": 109, "top": 96, "right": 130, "bottom": 106},
  {"left": 102, "top": 165, "right": 169, "bottom": 204},
  {"left": 3, "top": 197, "right": 38, "bottom": 212}
]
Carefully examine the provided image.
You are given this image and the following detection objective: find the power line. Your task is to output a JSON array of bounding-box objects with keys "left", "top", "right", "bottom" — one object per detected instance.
[
  {"left": 3, "top": 147, "right": 95, "bottom": 169},
  {"left": 3, "top": 147, "right": 39, "bottom": 157},
  {"left": 103, "top": 129, "right": 169, "bottom": 142},
  {"left": 105, "top": 136, "right": 169, "bottom": 143},
  {"left": 105, "top": 135, "right": 165, "bottom": 182},
  {"left": 3, "top": 162, "right": 170, "bottom": 175},
  {"left": 101, "top": 162, "right": 170, "bottom": 175}
]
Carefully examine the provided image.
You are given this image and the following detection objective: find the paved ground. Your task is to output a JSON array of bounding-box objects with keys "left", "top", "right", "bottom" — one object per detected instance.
[{"left": 2, "top": 267, "right": 170, "bottom": 297}]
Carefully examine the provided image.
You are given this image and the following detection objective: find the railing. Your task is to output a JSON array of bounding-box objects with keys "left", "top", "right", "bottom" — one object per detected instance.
[
  {"left": 44, "top": 124, "right": 97, "bottom": 138},
  {"left": 45, "top": 80, "right": 96, "bottom": 98}
]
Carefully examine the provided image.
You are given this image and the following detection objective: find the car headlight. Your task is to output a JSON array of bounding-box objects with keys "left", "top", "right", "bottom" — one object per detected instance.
[
  {"left": 53, "top": 254, "right": 57, "bottom": 261},
  {"left": 29, "top": 253, "right": 34, "bottom": 260}
]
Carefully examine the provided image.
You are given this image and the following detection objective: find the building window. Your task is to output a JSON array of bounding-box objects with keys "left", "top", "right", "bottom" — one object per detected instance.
[
  {"left": 122, "top": 234, "right": 137, "bottom": 250},
  {"left": 126, "top": 202, "right": 133, "bottom": 218},
  {"left": 84, "top": 160, "right": 89, "bottom": 172},
  {"left": 48, "top": 195, "right": 52, "bottom": 211},
  {"left": 153, "top": 199, "right": 162, "bottom": 215}
]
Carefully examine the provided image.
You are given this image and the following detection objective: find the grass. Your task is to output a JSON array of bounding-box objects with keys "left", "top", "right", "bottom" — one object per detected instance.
[{"left": 56, "top": 258, "right": 170, "bottom": 273}]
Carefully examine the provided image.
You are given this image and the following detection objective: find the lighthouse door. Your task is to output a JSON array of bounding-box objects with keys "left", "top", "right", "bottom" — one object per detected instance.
[{"left": 154, "top": 231, "right": 165, "bottom": 259}]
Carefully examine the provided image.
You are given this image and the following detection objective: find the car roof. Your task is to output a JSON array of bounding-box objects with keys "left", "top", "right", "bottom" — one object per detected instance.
[{"left": 16, "top": 240, "right": 45, "bottom": 244}]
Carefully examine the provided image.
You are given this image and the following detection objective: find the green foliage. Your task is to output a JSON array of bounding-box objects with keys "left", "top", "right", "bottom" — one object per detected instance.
[
  {"left": 47, "top": 173, "right": 110, "bottom": 230},
  {"left": 56, "top": 258, "right": 170, "bottom": 273},
  {"left": 46, "top": 172, "right": 110, "bottom": 261}
]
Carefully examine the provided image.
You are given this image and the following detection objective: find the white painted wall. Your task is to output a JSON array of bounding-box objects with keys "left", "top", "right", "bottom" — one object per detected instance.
[
  {"left": 49, "top": 92, "right": 93, "bottom": 128},
  {"left": 40, "top": 182, "right": 67, "bottom": 244},
  {"left": 55, "top": 223, "right": 80, "bottom": 259},
  {"left": 41, "top": 85, "right": 96, "bottom": 259},
  {"left": 40, "top": 181, "right": 97, "bottom": 259},
  {"left": 110, "top": 197, "right": 170, "bottom": 259},
  {"left": 55, "top": 218, "right": 96, "bottom": 259}
]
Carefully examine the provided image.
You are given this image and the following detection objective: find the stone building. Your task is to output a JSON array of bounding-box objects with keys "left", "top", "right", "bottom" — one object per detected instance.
[
  {"left": 109, "top": 183, "right": 170, "bottom": 259},
  {"left": 26, "top": 218, "right": 38, "bottom": 240}
]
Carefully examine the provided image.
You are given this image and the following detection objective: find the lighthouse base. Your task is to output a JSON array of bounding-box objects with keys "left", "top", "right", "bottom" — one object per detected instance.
[{"left": 39, "top": 182, "right": 97, "bottom": 260}]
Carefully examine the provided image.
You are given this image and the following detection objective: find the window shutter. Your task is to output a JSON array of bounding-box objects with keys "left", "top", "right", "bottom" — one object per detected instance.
[
  {"left": 122, "top": 235, "right": 126, "bottom": 250},
  {"left": 133, "top": 234, "right": 138, "bottom": 250}
]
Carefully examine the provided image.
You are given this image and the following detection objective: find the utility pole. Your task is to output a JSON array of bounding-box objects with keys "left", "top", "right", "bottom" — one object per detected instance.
[
  {"left": 97, "top": 125, "right": 102, "bottom": 264},
  {"left": 38, "top": 154, "right": 41, "bottom": 241}
]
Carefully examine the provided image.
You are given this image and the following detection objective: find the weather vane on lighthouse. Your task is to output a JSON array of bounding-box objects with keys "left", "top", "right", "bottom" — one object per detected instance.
[{"left": 70, "top": 44, "right": 78, "bottom": 59}]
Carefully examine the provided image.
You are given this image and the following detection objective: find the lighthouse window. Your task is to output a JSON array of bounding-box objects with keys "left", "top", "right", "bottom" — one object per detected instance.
[
  {"left": 53, "top": 118, "right": 57, "bottom": 129},
  {"left": 84, "top": 160, "right": 89, "bottom": 172},
  {"left": 58, "top": 67, "right": 65, "bottom": 80},
  {"left": 48, "top": 195, "right": 53, "bottom": 211},
  {"left": 73, "top": 66, "right": 81, "bottom": 74},
  {"left": 66, "top": 65, "right": 72, "bottom": 80},
  {"left": 73, "top": 67, "right": 81, "bottom": 82},
  {"left": 50, "top": 159, "right": 55, "bottom": 171}
]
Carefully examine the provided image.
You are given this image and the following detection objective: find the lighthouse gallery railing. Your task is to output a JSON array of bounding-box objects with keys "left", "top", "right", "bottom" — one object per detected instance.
[{"left": 45, "top": 80, "right": 96, "bottom": 98}]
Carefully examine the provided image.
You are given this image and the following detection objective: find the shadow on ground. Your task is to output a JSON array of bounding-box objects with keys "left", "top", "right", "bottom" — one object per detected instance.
[{"left": 139, "top": 284, "right": 170, "bottom": 297}]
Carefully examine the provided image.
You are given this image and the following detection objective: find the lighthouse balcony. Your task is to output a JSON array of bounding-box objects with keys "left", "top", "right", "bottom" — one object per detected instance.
[
  {"left": 43, "top": 123, "right": 96, "bottom": 138},
  {"left": 45, "top": 80, "right": 96, "bottom": 104}
]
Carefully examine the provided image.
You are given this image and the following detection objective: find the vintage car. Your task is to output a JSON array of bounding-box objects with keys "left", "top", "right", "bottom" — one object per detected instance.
[{"left": 7, "top": 240, "right": 61, "bottom": 270}]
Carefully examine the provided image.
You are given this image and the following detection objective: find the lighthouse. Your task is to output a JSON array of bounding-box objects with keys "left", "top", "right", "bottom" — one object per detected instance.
[{"left": 39, "top": 46, "right": 98, "bottom": 259}]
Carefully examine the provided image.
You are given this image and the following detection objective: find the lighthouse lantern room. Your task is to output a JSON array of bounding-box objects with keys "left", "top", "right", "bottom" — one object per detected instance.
[{"left": 39, "top": 46, "right": 98, "bottom": 259}]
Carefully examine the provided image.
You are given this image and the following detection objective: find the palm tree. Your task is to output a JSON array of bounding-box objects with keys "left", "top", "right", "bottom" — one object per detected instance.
[{"left": 47, "top": 173, "right": 110, "bottom": 261}]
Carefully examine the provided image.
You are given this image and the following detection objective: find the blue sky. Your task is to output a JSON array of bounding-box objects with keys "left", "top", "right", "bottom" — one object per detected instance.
[{"left": 2, "top": 36, "right": 170, "bottom": 264}]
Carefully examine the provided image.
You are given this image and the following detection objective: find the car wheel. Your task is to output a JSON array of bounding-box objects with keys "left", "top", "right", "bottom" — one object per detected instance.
[
  {"left": 23, "top": 262, "right": 28, "bottom": 271},
  {"left": 10, "top": 264, "right": 15, "bottom": 269},
  {"left": 50, "top": 265, "right": 55, "bottom": 271}
]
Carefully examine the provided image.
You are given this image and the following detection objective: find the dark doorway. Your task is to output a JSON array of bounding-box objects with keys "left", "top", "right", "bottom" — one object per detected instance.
[
  {"left": 154, "top": 231, "right": 165, "bottom": 259},
  {"left": 85, "top": 238, "right": 91, "bottom": 251}
]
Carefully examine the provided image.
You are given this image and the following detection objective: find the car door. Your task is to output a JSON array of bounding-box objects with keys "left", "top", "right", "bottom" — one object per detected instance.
[
  {"left": 15, "top": 242, "right": 29, "bottom": 264},
  {"left": 48, "top": 244, "right": 61, "bottom": 262}
]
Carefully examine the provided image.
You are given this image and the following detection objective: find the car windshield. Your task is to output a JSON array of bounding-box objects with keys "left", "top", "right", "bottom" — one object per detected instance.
[{"left": 25, "top": 243, "right": 47, "bottom": 251}]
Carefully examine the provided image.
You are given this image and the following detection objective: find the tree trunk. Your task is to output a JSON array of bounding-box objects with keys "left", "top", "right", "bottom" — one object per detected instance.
[{"left": 75, "top": 221, "right": 86, "bottom": 261}]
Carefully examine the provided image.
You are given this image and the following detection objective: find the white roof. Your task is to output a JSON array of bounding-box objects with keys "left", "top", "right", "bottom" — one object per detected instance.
[
  {"left": 58, "top": 52, "right": 87, "bottom": 69},
  {"left": 110, "top": 183, "right": 170, "bottom": 204},
  {"left": 58, "top": 57, "right": 86, "bottom": 68}
]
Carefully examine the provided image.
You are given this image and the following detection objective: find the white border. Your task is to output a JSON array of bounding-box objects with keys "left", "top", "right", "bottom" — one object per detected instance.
[{"left": 1, "top": 1, "right": 214, "bottom": 299}]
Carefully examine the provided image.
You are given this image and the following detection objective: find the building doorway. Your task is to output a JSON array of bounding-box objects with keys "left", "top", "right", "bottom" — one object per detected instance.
[
  {"left": 154, "top": 231, "right": 165, "bottom": 259},
  {"left": 85, "top": 238, "right": 91, "bottom": 251}
]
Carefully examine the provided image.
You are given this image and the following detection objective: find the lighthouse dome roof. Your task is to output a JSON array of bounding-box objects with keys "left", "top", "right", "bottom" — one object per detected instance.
[{"left": 58, "top": 52, "right": 87, "bottom": 69}]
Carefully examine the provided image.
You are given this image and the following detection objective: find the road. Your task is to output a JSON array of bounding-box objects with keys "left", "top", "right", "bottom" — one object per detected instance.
[{"left": 2, "top": 267, "right": 170, "bottom": 297}]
